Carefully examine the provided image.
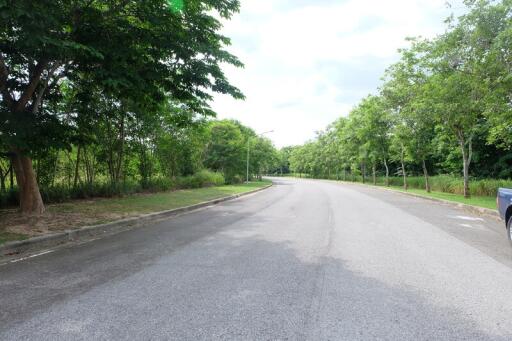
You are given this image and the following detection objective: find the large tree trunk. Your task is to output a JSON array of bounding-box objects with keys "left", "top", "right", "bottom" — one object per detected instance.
[
  {"left": 83, "top": 146, "right": 96, "bottom": 186},
  {"left": 73, "top": 145, "right": 81, "bottom": 188},
  {"left": 361, "top": 163, "right": 366, "bottom": 184},
  {"left": 461, "top": 145, "right": 471, "bottom": 199},
  {"left": 9, "top": 161, "right": 13, "bottom": 190},
  {"left": 400, "top": 145, "right": 407, "bottom": 190},
  {"left": 1, "top": 58, "right": 57, "bottom": 214},
  {"left": 10, "top": 151, "right": 45, "bottom": 215},
  {"left": 462, "top": 158, "right": 470, "bottom": 198},
  {"left": 383, "top": 158, "right": 390, "bottom": 187},
  {"left": 457, "top": 131, "right": 472, "bottom": 199},
  {"left": 0, "top": 173, "right": 5, "bottom": 192},
  {"left": 422, "top": 158, "right": 431, "bottom": 193},
  {"left": 0, "top": 163, "right": 6, "bottom": 192},
  {"left": 372, "top": 164, "right": 376, "bottom": 185},
  {"left": 115, "top": 114, "right": 125, "bottom": 186}
]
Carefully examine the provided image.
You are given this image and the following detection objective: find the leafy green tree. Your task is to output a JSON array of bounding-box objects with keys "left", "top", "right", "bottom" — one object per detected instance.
[
  {"left": 204, "top": 120, "right": 246, "bottom": 182},
  {"left": 423, "top": 28, "right": 485, "bottom": 198},
  {"left": 351, "top": 96, "right": 393, "bottom": 185},
  {"left": 0, "top": 0, "right": 243, "bottom": 214},
  {"left": 287, "top": 0, "right": 512, "bottom": 197},
  {"left": 276, "top": 146, "right": 296, "bottom": 175},
  {"left": 382, "top": 42, "right": 435, "bottom": 191},
  {"left": 461, "top": 0, "right": 512, "bottom": 150},
  {"left": 249, "top": 137, "right": 278, "bottom": 179}
]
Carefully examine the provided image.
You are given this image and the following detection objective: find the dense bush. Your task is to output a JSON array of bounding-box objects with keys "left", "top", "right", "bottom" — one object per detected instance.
[
  {"left": 229, "top": 174, "right": 244, "bottom": 184},
  {"left": 177, "top": 170, "right": 225, "bottom": 189},
  {"left": 0, "top": 189, "right": 18, "bottom": 208},
  {"left": 140, "top": 177, "right": 176, "bottom": 193}
]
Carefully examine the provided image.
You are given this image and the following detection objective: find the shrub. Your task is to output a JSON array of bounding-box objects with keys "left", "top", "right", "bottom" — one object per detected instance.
[
  {"left": 141, "top": 177, "right": 176, "bottom": 193},
  {"left": 177, "top": 170, "right": 225, "bottom": 189},
  {"left": 41, "top": 184, "right": 72, "bottom": 203},
  {"left": 229, "top": 174, "right": 244, "bottom": 184},
  {"left": 0, "top": 188, "right": 18, "bottom": 208}
]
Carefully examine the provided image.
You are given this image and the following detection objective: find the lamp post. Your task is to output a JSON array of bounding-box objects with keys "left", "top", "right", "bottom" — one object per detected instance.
[{"left": 246, "top": 130, "right": 273, "bottom": 183}]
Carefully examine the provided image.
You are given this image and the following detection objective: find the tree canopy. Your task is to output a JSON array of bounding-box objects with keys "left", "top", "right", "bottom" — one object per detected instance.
[
  {"left": 0, "top": 0, "right": 248, "bottom": 213},
  {"left": 287, "top": 0, "right": 512, "bottom": 198}
]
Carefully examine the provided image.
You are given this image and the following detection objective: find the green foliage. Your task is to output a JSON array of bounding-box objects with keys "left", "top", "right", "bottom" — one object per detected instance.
[
  {"left": 0, "top": 0, "right": 244, "bottom": 154},
  {"left": 177, "top": 170, "right": 225, "bottom": 189},
  {"left": 203, "top": 119, "right": 278, "bottom": 183},
  {"left": 203, "top": 120, "right": 245, "bottom": 181},
  {"left": 286, "top": 0, "right": 512, "bottom": 197},
  {"left": 0, "top": 0, "right": 246, "bottom": 213}
]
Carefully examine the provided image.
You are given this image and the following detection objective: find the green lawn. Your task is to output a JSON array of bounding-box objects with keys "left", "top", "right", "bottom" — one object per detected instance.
[
  {"left": 51, "top": 181, "right": 271, "bottom": 215},
  {"left": 387, "top": 186, "right": 497, "bottom": 209},
  {"left": 0, "top": 232, "right": 29, "bottom": 245},
  {"left": 0, "top": 180, "right": 271, "bottom": 245}
]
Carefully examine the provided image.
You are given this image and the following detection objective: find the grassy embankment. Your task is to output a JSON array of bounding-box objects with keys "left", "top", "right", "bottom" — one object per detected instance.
[
  {"left": 380, "top": 186, "right": 496, "bottom": 209},
  {"left": 0, "top": 180, "right": 271, "bottom": 245}
]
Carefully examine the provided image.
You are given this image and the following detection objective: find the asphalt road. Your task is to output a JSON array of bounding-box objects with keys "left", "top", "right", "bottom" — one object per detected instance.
[{"left": 2, "top": 178, "right": 512, "bottom": 340}]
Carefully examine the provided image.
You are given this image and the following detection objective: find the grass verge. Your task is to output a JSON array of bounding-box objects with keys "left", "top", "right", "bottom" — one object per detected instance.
[
  {"left": 0, "top": 180, "right": 271, "bottom": 245},
  {"left": 384, "top": 185, "right": 497, "bottom": 210},
  {"left": 0, "top": 232, "right": 29, "bottom": 245}
]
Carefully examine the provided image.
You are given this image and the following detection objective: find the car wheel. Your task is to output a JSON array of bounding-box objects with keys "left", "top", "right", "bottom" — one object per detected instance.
[{"left": 508, "top": 217, "right": 512, "bottom": 246}]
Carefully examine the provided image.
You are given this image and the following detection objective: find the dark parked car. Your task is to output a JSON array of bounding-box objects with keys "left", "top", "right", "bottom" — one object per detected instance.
[{"left": 497, "top": 188, "right": 512, "bottom": 244}]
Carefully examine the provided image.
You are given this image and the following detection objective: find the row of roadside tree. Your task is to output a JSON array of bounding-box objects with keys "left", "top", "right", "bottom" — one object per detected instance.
[
  {"left": 0, "top": 1, "right": 277, "bottom": 213},
  {"left": 282, "top": 0, "right": 512, "bottom": 199},
  {"left": 0, "top": 117, "right": 278, "bottom": 209}
]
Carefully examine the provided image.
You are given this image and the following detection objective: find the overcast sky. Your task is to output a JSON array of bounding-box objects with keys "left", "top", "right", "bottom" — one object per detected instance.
[{"left": 212, "top": 0, "right": 466, "bottom": 147}]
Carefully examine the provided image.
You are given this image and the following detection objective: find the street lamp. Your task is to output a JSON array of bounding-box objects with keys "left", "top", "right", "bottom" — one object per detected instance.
[{"left": 246, "top": 130, "right": 274, "bottom": 183}]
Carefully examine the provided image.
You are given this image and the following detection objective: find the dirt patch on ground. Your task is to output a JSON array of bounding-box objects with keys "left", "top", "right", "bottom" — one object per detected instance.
[{"left": 0, "top": 208, "right": 133, "bottom": 238}]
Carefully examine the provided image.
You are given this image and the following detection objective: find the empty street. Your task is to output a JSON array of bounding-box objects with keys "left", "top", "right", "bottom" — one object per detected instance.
[{"left": 1, "top": 178, "right": 512, "bottom": 340}]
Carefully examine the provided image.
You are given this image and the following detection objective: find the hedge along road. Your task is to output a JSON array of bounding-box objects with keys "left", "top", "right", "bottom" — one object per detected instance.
[{"left": 1, "top": 177, "right": 512, "bottom": 340}]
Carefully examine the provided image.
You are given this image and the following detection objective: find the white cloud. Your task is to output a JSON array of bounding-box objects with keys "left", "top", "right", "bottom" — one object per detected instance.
[{"left": 212, "top": 0, "right": 466, "bottom": 147}]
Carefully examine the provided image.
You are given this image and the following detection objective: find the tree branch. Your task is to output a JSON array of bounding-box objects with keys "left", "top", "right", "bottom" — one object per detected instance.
[
  {"left": 14, "top": 60, "right": 49, "bottom": 113},
  {"left": 0, "top": 54, "right": 15, "bottom": 108},
  {"left": 31, "top": 62, "right": 63, "bottom": 114}
]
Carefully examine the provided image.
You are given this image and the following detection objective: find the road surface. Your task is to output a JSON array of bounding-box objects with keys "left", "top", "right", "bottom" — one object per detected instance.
[{"left": 2, "top": 178, "right": 512, "bottom": 340}]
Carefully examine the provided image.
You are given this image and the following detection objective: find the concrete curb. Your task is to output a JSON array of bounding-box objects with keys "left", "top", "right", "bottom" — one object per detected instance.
[
  {"left": 329, "top": 180, "right": 501, "bottom": 220},
  {"left": 0, "top": 183, "right": 272, "bottom": 258}
]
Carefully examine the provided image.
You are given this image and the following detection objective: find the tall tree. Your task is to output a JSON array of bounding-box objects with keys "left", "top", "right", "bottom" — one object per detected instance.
[
  {"left": 203, "top": 120, "right": 246, "bottom": 182},
  {"left": 382, "top": 42, "right": 435, "bottom": 191},
  {"left": 0, "top": 0, "right": 243, "bottom": 214},
  {"left": 424, "top": 27, "right": 485, "bottom": 198}
]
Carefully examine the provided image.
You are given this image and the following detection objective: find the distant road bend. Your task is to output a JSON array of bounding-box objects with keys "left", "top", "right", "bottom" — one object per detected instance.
[{"left": 2, "top": 178, "right": 512, "bottom": 340}]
